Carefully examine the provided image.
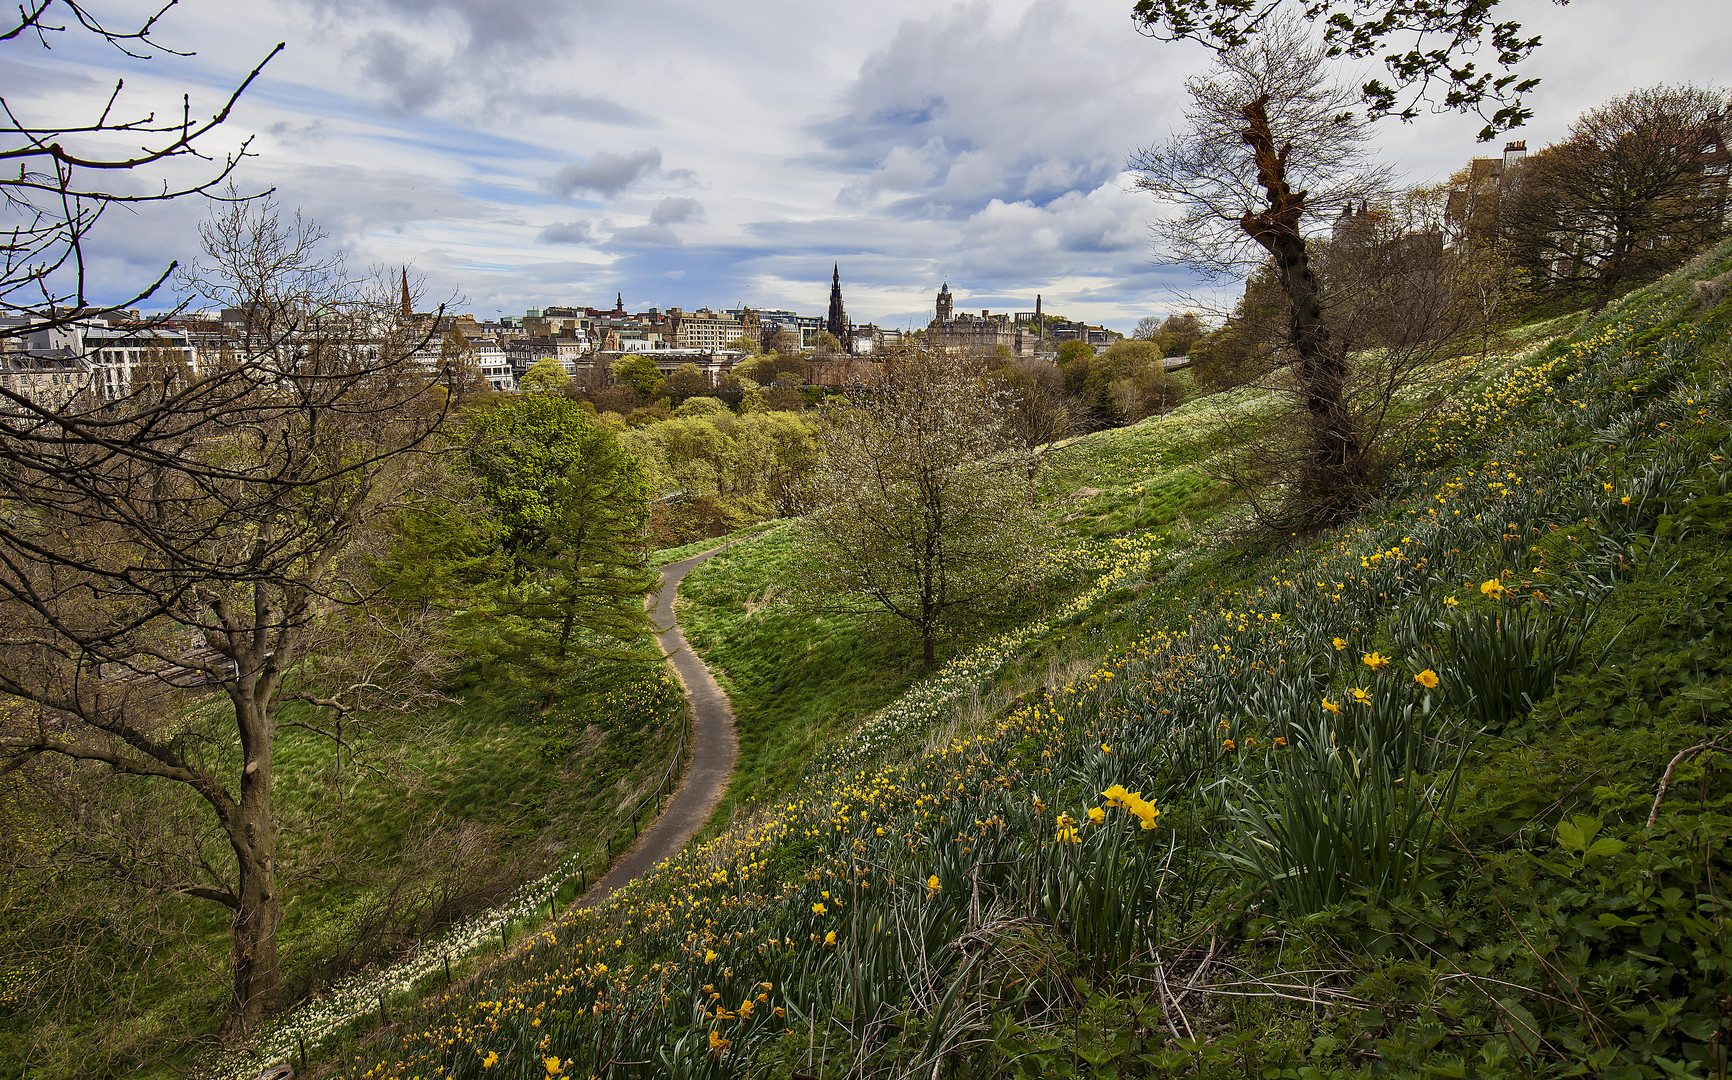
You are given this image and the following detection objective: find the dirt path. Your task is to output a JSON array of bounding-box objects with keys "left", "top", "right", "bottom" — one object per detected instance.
[{"left": 576, "top": 542, "right": 739, "bottom": 908}]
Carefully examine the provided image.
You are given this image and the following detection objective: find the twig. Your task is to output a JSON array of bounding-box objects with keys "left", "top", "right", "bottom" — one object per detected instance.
[{"left": 1648, "top": 733, "right": 1729, "bottom": 827}]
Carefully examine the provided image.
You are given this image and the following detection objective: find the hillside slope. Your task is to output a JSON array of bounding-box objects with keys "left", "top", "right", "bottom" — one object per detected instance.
[{"left": 336, "top": 244, "right": 1732, "bottom": 1080}]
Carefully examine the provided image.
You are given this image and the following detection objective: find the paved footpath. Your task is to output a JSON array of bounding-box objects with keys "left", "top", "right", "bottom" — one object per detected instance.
[{"left": 576, "top": 542, "right": 740, "bottom": 908}]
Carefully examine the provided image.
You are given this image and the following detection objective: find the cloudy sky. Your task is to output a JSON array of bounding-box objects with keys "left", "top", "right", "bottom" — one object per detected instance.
[{"left": 14, "top": 0, "right": 1730, "bottom": 330}]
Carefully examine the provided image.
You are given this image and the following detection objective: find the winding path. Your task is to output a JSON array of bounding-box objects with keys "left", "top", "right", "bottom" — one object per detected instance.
[{"left": 576, "top": 542, "right": 740, "bottom": 908}]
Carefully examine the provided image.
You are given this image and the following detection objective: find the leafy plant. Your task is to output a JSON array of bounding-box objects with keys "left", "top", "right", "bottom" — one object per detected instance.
[{"left": 1441, "top": 596, "right": 1594, "bottom": 732}]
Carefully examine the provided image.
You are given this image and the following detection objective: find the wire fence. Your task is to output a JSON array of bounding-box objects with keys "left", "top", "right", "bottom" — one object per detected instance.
[{"left": 574, "top": 693, "right": 691, "bottom": 895}]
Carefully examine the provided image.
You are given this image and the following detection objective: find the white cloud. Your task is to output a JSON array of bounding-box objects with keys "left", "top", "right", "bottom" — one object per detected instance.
[{"left": 18, "top": 0, "right": 1730, "bottom": 331}]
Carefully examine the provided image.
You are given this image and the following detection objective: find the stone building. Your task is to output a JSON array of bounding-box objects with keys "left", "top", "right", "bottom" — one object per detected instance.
[
  {"left": 667, "top": 308, "right": 757, "bottom": 350},
  {"left": 926, "top": 283, "right": 1034, "bottom": 356}
]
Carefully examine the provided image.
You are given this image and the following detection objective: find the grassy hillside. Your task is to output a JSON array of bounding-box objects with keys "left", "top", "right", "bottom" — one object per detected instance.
[
  {"left": 288, "top": 245, "right": 1732, "bottom": 1079},
  {"left": 668, "top": 386, "right": 1263, "bottom": 820},
  {"left": 0, "top": 655, "right": 685, "bottom": 1080}
]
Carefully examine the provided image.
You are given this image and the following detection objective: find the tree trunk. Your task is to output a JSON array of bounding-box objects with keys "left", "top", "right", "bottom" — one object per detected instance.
[
  {"left": 220, "top": 827, "right": 283, "bottom": 1039},
  {"left": 218, "top": 632, "right": 285, "bottom": 1040},
  {"left": 1237, "top": 95, "right": 1364, "bottom": 525}
]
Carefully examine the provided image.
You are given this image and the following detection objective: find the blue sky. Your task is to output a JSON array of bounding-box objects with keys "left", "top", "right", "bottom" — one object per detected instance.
[{"left": 12, "top": 0, "right": 1731, "bottom": 331}]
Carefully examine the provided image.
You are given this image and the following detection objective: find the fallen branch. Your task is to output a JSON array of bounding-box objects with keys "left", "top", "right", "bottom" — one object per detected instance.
[{"left": 1648, "top": 731, "right": 1730, "bottom": 827}]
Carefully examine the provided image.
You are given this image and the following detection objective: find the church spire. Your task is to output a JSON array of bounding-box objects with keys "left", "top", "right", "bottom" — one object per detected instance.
[
  {"left": 399, "top": 266, "right": 412, "bottom": 320},
  {"left": 826, "top": 262, "right": 850, "bottom": 349}
]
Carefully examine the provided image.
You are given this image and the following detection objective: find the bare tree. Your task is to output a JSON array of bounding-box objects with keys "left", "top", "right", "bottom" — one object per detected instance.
[
  {"left": 1502, "top": 84, "right": 1730, "bottom": 308},
  {"left": 1129, "top": 19, "right": 1395, "bottom": 529},
  {"left": 0, "top": 196, "right": 448, "bottom": 1039},
  {"left": 794, "top": 348, "right": 1047, "bottom": 665},
  {"left": 1, "top": 2, "right": 280, "bottom": 338},
  {"left": 1215, "top": 189, "right": 1478, "bottom": 528}
]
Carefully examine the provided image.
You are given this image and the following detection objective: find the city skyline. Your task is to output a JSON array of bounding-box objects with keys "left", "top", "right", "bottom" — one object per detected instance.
[{"left": 13, "top": 0, "right": 1730, "bottom": 328}]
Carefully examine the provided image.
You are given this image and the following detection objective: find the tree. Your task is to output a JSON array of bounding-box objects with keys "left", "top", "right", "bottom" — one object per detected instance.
[
  {"left": 1055, "top": 340, "right": 1095, "bottom": 367},
  {"left": 1133, "top": 315, "right": 1166, "bottom": 340},
  {"left": 611, "top": 354, "right": 666, "bottom": 400},
  {"left": 665, "top": 361, "right": 709, "bottom": 402},
  {"left": 519, "top": 356, "right": 570, "bottom": 394},
  {"left": 763, "top": 329, "right": 801, "bottom": 355},
  {"left": 1129, "top": 18, "right": 1393, "bottom": 529},
  {"left": 438, "top": 327, "right": 493, "bottom": 398},
  {"left": 989, "top": 356, "right": 1075, "bottom": 453},
  {"left": 460, "top": 396, "right": 655, "bottom": 709},
  {"left": 0, "top": 196, "right": 447, "bottom": 1037},
  {"left": 1, "top": 3, "right": 280, "bottom": 341},
  {"left": 793, "top": 348, "right": 1046, "bottom": 664},
  {"left": 1131, "top": 0, "right": 1559, "bottom": 139},
  {"left": 1160, "top": 312, "right": 1207, "bottom": 355},
  {"left": 1502, "top": 84, "right": 1731, "bottom": 308}
]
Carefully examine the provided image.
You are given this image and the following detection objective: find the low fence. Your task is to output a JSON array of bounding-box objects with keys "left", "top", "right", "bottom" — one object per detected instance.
[{"left": 571, "top": 694, "right": 691, "bottom": 897}]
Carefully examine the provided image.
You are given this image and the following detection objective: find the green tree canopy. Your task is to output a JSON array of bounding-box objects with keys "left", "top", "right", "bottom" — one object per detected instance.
[
  {"left": 665, "top": 361, "right": 709, "bottom": 402},
  {"left": 461, "top": 396, "right": 656, "bottom": 704},
  {"left": 1055, "top": 340, "right": 1095, "bottom": 367},
  {"left": 612, "top": 354, "right": 667, "bottom": 400},
  {"left": 518, "top": 356, "right": 570, "bottom": 394}
]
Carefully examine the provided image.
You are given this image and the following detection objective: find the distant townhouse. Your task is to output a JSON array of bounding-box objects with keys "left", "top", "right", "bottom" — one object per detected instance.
[
  {"left": 729, "top": 307, "right": 821, "bottom": 350},
  {"left": 1, "top": 317, "right": 203, "bottom": 408},
  {"left": 504, "top": 334, "right": 589, "bottom": 377}
]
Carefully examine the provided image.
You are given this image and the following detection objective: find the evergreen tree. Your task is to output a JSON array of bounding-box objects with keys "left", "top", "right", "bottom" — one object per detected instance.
[{"left": 462, "top": 396, "right": 656, "bottom": 708}]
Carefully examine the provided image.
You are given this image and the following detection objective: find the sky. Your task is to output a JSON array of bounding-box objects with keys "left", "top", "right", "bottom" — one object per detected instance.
[{"left": 11, "top": 0, "right": 1731, "bottom": 331}]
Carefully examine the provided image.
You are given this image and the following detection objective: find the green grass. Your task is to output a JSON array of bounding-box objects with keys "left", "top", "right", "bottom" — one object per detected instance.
[
  {"left": 674, "top": 525, "right": 1084, "bottom": 817},
  {"left": 670, "top": 392, "right": 1276, "bottom": 821},
  {"left": 650, "top": 520, "right": 779, "bottom": 567},
  {"left": 0, "top": 657, "right": 683, "bottom": 1080}
]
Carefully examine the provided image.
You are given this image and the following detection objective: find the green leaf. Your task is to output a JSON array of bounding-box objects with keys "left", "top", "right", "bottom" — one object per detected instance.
[{"left": 1584, "top": 836, "right": 1626, "bottom": 861}]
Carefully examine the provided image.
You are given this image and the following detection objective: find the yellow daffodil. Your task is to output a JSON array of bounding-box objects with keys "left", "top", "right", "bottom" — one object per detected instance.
[
  {"left": 811, "top": 902, "right": 826, "bottom": 915},
  {"left": 1349, "top": 687, "right": 1372, "bottom": 705},
  {"left": 1322, "top": 698, "right": 1341, "bottom": 714},
  {"left": 1415, "top": 669, "right": 1440, "bottom": 689},
  {"left": 544, "top": 1056, "right": 564, "bottom": 1076},
  {"left": 927, "top": 875, "right": 941, "bottom": 892},
  {"left": 1087, "top": 806, "right": 1105, "bottom": 824},
  {"left": 1362, "top": 652, "right": 1390, "bottom": 671},
  {"left": 824, "top": 930, "right": 837, "bottom": 945},
  {"left": 708, "top": 1031, "right": 730, "bottom": 1053},
  {"left": 482, "top": 1051, "right": 499, "bottom": 1069},
  {"left": 1332, "top": 637, "right": 1347, "bottom": 650}
]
